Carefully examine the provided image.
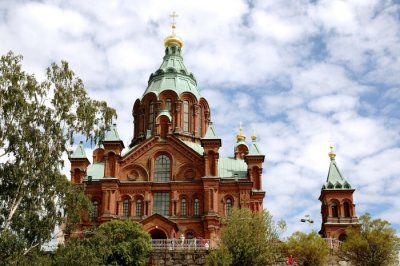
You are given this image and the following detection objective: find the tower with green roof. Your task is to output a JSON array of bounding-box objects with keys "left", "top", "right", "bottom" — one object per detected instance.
[
  {"left": 319, "top": 146, "right": 359, "bottom": 240},
  {"left": 72, "top": 15, "right": 266, "bottom": 244}
]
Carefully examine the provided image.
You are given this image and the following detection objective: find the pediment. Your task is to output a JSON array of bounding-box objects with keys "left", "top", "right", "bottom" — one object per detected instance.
[
  {"left": 120, "top": 135, "right": 203, "bottom": 167},
  {"left": 140, "top": 213, "right": 179, "bottom": 232}
]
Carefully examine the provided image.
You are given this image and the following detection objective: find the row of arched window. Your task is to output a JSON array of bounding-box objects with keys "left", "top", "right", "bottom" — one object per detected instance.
[
  {"left": 330, "top": 201, "right": 352, "bottom": 218},
  {"left": 146, "top": 99, "right": 205, "bottom": 136},
  {"left": 90, "top": 197, "right": 204, "bottom": 221}
]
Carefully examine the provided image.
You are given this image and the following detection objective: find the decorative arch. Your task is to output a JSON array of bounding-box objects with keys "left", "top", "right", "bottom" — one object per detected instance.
[
  {"left": 176, "top": 163, "right": 201, "bottom": 181},
  {"left": 330, "top": 199, "right": 340, "bottom": 218},
  {"left": 120, "top": 164, "right": 149, "bottom": 182}
]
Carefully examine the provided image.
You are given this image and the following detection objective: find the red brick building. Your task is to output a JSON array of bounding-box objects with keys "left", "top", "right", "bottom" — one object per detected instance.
[
  {"left": 319, "top": 146, "right": 359, "bottom": 240},
  {"left": 69, "top": 25, "right": 265, "bottom": 242}
]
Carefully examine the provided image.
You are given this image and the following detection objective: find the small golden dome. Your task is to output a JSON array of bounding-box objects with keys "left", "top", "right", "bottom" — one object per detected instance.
[
  {"left": 236, "top": 122, "right": 246, "bottom": 142},
  {"left": 251, "top": 127, "right": 257, "bottom": 141},
  {"left": 164, "top": 12, "right": 183, "bottom": 48},
  {"left": 329, "top": 144, "right": 336, "bottom": 160}
]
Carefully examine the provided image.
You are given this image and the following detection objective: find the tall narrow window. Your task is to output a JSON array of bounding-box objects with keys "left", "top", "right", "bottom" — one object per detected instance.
[
  {"left": 331, "top": 202, "right": 339, "bottom": 217},
  {"left": 148, "top": 101, "right": 154, "bottom": 132},
  {"left": 226, "top": 198, "right": 232, "bottom": 215},
  {"left": 183, "top": 100, "right": 189, "bottom": 132},
  {"left": 194, "top": 198, "right": 199, "bottom": 216},
  {"left": 91, "top": 200, "right": 98, "bottom": 221},
  {"left": 153, "top": 192, "right": 170, "bottom": 216},
  {"left": 155, "top": 155, "right": 171, "bottom": 182},
  {"left": 166, "top": 98, "right": 172, "bottom": 111},
  {"left": 344, "top": 202, "right": 351, "bottom": 217},
  {"left": 181, "top": 198, "right": 187, "bottom": 216},
  {"left": 136, "top": 199, "right": 142, "bottom": 217},
  {"left": 123, "top": 199, "right": 129, "bottom": 218},
  {"left": 198, "top": 107, "right": 203, "bottom": 136}
]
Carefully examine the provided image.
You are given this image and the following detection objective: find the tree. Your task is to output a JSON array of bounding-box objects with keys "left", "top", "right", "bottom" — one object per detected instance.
[
  {"left": 207, "top": 208, "right": 285, "bottom": 266},
  {"left": 284, "top": 231, "right": 330, "bottom": 266},
  {"left": 0, "top": 51, "right": 117, "bottom": 263},
  {"left": 54, "top": 220, "right": 152, "bottom": 266},
  {"left": 340, "top": 213, "right": 400, "bottom": 266}
]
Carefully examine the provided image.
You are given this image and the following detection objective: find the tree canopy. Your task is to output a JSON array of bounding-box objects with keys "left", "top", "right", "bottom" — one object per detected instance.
[
  {"left": 207, "top": 208, "right": 285, "bottom": 266},
  {"left": 54, "top": 220, "right": 152, "bottom": 266},
  {"left": 0, "top": 51, "right": 117, "bottom": 263},
  {"left": 339, "top": 213, "right": 400, "bottom": 266},
  {"left": 284, "top": 231, "right": 330, "bottom": 266}
]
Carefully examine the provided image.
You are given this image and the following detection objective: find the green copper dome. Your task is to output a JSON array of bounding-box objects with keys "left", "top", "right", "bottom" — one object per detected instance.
[{"left": 143, "top": 44, "right": 201, "bottom": 99}]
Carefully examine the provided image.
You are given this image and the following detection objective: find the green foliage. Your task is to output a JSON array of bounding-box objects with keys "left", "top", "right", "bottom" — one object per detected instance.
[
  {"left": 208, "top": 208, "right": 284, "bottom": 266},
  {"left": 54, "top": 220, "right": 151, "bottom": 266},
  {"left": 340, "top": 213, "right": 400, "bottom": 266},
  {"left": 206, "top": 245, "right": 233, "bottom": 266},
  {"left": 0, "top": 51, "right": 117, "bottom": 262},
  {"left": 284, "top": 231, "right": 330, "bottom": 266}
]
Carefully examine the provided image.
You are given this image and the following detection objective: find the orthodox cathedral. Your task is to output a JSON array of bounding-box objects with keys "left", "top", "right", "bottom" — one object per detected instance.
[{"left": 70, "top": 19, "right": 358, "bottom": 242}]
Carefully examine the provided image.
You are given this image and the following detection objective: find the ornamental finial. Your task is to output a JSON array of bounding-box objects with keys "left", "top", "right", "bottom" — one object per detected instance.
[
  {"left": 329, "top": 143, "right": 336, "bottom": 160},
  {"left": 251, "top": 126, "right": 257, "bottom": 141},
  {"left": 236, "top": 121, "right": 246, "bottom": 142},
  {"left": 164, "top": 11, "right": 183, "bottom": 48}
]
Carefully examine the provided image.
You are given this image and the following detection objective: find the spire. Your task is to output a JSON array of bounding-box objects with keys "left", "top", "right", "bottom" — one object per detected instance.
[
  {"left": 323, "top": 145, "right": 351, "bottom": 190},
  {"left": 70, "top": 141, "right": 87, "bottom": 159},
  {"left": 203, "top": 122, "right": 219, "bottom": 139},
  {"left": 249, "top": 127, "right": 262, "bottom": 155},
  {"left": 164, "top": 11, "right": 183, "bottom": 48},
  {"left": 236, "top": 121, "right": 246, "bottom": 142},
  {"left": 104, "top": 124, "right": 122, "bottom": 141}
]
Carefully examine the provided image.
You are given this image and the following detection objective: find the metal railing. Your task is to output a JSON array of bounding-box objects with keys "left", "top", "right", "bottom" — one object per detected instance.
[{"left": 151, "top": 239, "right": 212, "bottom": 250}]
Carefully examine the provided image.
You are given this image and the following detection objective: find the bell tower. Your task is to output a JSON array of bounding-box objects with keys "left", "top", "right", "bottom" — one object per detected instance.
[{"left": 319, "top": 145, "right": 359, "bottom": 240}]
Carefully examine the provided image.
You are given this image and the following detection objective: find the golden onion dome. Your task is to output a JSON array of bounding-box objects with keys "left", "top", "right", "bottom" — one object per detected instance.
[
  {"left": 236, "top": 122, "right": 246, "bottom": 142},
  {"left": 164, "top": 12, "right": 183, "bottom": 48},
  {"left": 328, "top": 144, "right": 336, "bottom": 160}
]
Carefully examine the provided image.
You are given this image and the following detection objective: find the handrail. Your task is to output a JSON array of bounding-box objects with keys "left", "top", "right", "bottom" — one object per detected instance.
[{"left": 151, "top": 239, "right": 212, "bottom": 250}]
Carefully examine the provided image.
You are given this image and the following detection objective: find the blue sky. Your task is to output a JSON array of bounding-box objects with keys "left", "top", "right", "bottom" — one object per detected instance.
[{"left": 1, "top": 0, "right": 399, "bottom": 236}]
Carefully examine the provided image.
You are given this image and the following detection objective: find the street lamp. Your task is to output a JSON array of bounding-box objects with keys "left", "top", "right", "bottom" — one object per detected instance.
[{"left": 300, "top": 214, "right": 314, "bottom": 223}]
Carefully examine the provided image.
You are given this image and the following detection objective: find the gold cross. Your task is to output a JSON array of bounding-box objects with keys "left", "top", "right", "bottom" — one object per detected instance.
[{"left": 170, "top": 11, "right": 178, "bottom": 29}]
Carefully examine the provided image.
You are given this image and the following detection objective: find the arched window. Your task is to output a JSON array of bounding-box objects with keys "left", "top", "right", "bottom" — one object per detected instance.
[
  {"left": 148, "top": 101, "right": 154, "bottom": 132},
  {"left": 194, "top": 198, "right": 200, "bottom": 216},
  {"left": 166, "top": 98, "right": 172, "bottom": 111},
  {"left": 183, "top": 100, "right": 189, "bottom": 132},
  {"left": 91, "top": 200, "right": 98, "bottom": 221},
  {"left": 226, "top": 198, "right": 233, "bottom": 216},
  {"left": 331, "top": 202, "right": 339, "bottom": 218},
  {"left": 344, "top": 202, "right": 351, "bottom": 217},
  {"left": 181, "top": 198, "right": 187, "bottom": 216},
  {"left": 136, "top": 199, "right": 142, "bottom": 217},
  {"left": 186, "top": 231, "right": 194, "bottom": 239},
  {"left": 123, "top": 199, "right": 129, "bottom": 218},
  {"left": 155, "top": 155, "right": 171, "bottom": 182}
]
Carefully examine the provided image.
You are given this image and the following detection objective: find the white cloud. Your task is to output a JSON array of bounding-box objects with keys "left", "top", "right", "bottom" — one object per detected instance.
[{"left": 1, "top": 0, "right": 399, "bottom": 236}]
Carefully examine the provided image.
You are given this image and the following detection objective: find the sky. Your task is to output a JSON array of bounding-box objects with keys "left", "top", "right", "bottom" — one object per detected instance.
[{"left": 1, "top": 0, "right": 399, "bottom": 237}]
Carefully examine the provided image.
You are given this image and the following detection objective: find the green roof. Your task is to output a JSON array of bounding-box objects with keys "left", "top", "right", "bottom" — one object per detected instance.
[
  {"left": 183, "top": 141, "right": 204, "bottom": 155},
  {"left": 322, "top": 158, "right": 352, "bottom": 190},
  {"left": 143, "top": 44, "right": 201, "bottom": 99},
  {"left": 203, "top": 122, "right": 219, "bottom": 139},
  {"left": 157, "top": 110, "right": 172, "bottom": 121},
  {"left": 104, "top": 124, "right": 121, "bottom": 141},
  {"left": 218, "top": 157, "right": 247, "bottom": 179},
  {"left": 86, "top": 162, "right": 104, "bottom": 180},
  {"left": 70, "top": 141, "right": 87, "bottom": 159}
]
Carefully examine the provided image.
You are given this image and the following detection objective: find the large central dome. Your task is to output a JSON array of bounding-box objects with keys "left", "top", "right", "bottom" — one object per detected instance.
[{"left": 143, "top": 43, "right": 201, "bottom": 100}]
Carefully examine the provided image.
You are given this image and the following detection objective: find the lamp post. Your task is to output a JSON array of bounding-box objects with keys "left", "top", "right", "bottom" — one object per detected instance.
[{"left": 300, "top": 214, "right": 314, "bottom": 224}]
